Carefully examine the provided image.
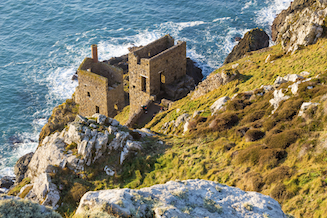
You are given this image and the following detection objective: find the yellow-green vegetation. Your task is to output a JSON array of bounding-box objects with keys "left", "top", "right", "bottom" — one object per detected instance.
[
  {"left": 33, "top": 38, "right": 327, "bottom": 217},
  {"left": 0, "top": 198, "right": 62, "bottom": 218},
  {"left": 114, "top": 105, "right": 130, "bottom": 125},
  {"left": 7, "top": 177, "right": 31, "bottom": 196},
  {"left": 116, "top": 38, "right": 327, "bottom": 218},
  {"left": 39, "top": 98, "right": 79, "bottom": 146}
]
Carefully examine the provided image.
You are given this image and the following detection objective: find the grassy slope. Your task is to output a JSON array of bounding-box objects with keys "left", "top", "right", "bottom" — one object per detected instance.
[{"left": 114, "top": 38, "right": 327, "bottom": 218}]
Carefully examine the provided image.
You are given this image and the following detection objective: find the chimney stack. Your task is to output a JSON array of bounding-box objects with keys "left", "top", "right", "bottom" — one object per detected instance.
[{"left": 91, "top": 44, "right": 98, "bottom": 63}]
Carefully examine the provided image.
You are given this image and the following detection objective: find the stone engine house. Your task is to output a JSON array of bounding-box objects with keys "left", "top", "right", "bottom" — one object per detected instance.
[
  {"left": 129, "top": 35, "right": 187, "bottom": 115},
  {"left": 75, "top": 44, "right": 124, "bottom": 117}
]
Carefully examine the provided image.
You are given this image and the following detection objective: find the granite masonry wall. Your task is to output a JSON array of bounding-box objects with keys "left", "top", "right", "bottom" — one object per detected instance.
[
  {"left": 75, "top": 57, "right": 124, "bottom": 117},
  {"left": 129, "top": 35, "right": 186, "bottom": 115}
]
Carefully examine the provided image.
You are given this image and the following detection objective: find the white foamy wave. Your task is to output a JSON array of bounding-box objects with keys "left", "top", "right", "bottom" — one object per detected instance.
[
  {"left": 187, "top": 48, "right": 214, "bottom": 76},
  {"left": 256, "top": 0, "right": 292, "bottom": 27},
  {"left": 46, "top": 67, "right": 78, "bottom": 101},
  {"left": 242, "top": 0, "right": 257, "bottom": 11},
  {"left": 98, "top": 31, "right": 161, "bottom": 61},
  {"left": 213, "top": 17, "right": 231, "bottom": 22},
  {"left": 0, "top": 131, "right": 38, "bottom": 177}
]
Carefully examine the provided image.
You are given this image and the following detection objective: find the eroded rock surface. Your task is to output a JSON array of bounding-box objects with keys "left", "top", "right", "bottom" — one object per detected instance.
[
  {"left": 272, "top": 0, "right": 327, "bottom": 53},
  {"left": 21, "top": 114, "right": 148, "bottom": 209},
  {"left": 224, "top": 28, "right": 269, "bottom": 64},
  {"left": 75, "top": 179, "right": 287, "bottom": 218}
]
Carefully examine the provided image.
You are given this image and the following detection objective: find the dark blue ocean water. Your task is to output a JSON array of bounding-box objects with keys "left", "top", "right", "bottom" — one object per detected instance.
[{"left": 0, "top": 0, "right": 291, "bottom": 176}]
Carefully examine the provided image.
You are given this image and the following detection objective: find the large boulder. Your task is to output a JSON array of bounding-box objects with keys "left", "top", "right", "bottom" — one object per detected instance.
[
  {"left": 75, "top": 179, "right": 287, "bottom": 218},
  {"left": 14, "top": 152, "right": 34, "bottom": 184},
  {"left": 224, "top": 28, "right": 269, "bottom": 64}
]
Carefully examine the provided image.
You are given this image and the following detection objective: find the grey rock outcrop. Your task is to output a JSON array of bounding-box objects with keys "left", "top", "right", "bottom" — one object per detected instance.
[
  {"left": 0, "top": 176, "right": 14, "bottom": 189},
  {"left": 224, "top": 28, "right": 269, "bottom": 64},
  {"left": 75, "top": 179, "right": 287, "bottom": 218},
  {"left": 22, "top": 114, "right": 147, "bottom": 208},
  {"left": 192, "top": 71, "right": 237, "bottom": 100},
  {"left": 272, "top": 0, "right": 327, "bottom": 53},
  {"left": 210, "top": 96, "right": 230, "bottom": 115},
  {"left": 14, "top": 152, "right": 33, "bottom": 184}
]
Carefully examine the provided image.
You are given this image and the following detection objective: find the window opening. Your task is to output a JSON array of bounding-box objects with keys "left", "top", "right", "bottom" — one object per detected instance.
[
  {"left": 141, "top": 76, "right": 146, "bottom": 92},
  {"left": 96, "top": 106, "right": 99, "bottom": 114},
  {"left": 87, "top": 92, "right": 90, "bottom": 97}
]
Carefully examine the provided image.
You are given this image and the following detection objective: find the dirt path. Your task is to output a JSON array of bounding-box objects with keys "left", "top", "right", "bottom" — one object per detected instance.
[{"left": 136, "top": 101, "right": 162, "bottom": 128}]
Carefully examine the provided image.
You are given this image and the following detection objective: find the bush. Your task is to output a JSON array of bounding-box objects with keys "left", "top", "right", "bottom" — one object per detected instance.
[
  {"left": 265, "top": 129, "right": 302, "bottom": 149},
  {"left": 244, "top": 129, "right": 265, "bottom": 142},
  {"left": 270, "top": 184, "right": 293, "bottom": 203},
  {"left": 258, "top": 148, "right": 287, "bottom": 169},
  {"left": 0, "top": 199, "right": 61, "bottom": 218},
  {"left": 66, "top": 182, "right": 88, "bottom": 205},
  {"left": 226, "top": 99, "right": 252, "bottom": 111},
  {"left": 265, "top": 166, "right": 292, "bottom": 185},
  {"left": 208, "top": 112, "right": 239, "bottom": 131},
  {"left": 235, "top": 145, "right": 262, "bottom": 166},
  {"left": 273, "top": 98, "right": 304, "bottom": 122},
  {"left": 242, "top": 110, "right": 266, "bottom": 123}
]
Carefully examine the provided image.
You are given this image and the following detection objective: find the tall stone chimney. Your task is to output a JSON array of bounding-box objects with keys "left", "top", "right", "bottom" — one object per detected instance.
[{"left": 91, "top": 44, "right": 98, "bottom": 63}]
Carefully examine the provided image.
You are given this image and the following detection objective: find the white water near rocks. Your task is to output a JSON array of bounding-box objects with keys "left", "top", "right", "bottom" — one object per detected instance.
[{"left": 0, "top": 0, "right": 291, "bottom": 176}]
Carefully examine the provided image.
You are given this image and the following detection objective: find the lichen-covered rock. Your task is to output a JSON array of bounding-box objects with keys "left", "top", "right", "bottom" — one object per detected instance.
[
  {"left": 272, "top": 0, "right": 327, "bottom": 53},
  {"left": 75, "top": 179, "right": 287, "bottom": 218},
  {"left": 224, "top": 28, "right": 269, "bottom": 64},
  {"left": 210, "top": 96, "right": 230, "bottom": 115},
  {"left": 0, "top": 197, "right": 62, "bottom": 218},
  {"left": 269, "top": 89, "right": 290, "bottom": 114},
  {"left": 23, "top": 114, "right": 148, "bottom": 208},
  {"left": 192, "top": 71, "right": 237, "bottom": 99}
]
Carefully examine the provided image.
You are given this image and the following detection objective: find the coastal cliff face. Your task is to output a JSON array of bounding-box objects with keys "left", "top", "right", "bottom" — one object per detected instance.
[
  {"left": 224, "top": 28, "right": 269, "bottom": 64},
  {"left": 272, "top": 0, "right": 327, "bottom": 53}
]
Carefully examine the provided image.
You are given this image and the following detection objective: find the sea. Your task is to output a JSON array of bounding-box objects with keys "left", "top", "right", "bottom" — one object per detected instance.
[{"left": 0, "top": 0, "right": 292, "bottom": 177}]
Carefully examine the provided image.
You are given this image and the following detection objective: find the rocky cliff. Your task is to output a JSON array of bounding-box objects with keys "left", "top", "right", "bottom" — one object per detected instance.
[
  {"left": 13, "top": 114, "right": 156, "bottom": 211},
  {"left": 272, "top": 0, "right": 327, "bottom": 53},
  {"left": 224, "top": 28, "right": 269, "bottom": 64}
]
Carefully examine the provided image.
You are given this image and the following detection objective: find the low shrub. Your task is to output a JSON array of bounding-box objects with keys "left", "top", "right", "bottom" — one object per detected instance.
[
  {"left": 258, "top": 148, "right": 287, "bottom": 169},
  {"left": 273, "top": 98, "right": 304, "bottom": 122},
  {"left": 265, "top": 129, "right": 302, "bottom": 149},
  {"left": 244, "top": 129, "right": 265, "bottom": 142},
  {"left": 0, "top": 199, "right": 61, "bottom": 218},
  {"left": 241, "top": 110, "right": 266, "bottom": 123},
  {"left": 208, "top": 112, "right": 239, "bottom": 131},
  {"left": 226, "top": 99, "right": 251, "bottom": 111},
  {"left": 270, "top": 184, "right": 293, "bottom": 203},
  {"left": 265, "top": 166, "right": 292, "bottom": 185}
]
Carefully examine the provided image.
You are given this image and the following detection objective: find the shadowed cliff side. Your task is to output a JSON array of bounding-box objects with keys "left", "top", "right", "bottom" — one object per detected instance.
[{"left": 224, "top": 28, "right": 269, "bottom": 65}]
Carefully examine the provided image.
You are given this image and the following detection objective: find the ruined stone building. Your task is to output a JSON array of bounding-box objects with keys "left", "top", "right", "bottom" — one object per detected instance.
[
  {"left": 128, "top": 35, "right": 188, "bottom": 115},
  {"left": 75, "top": 44, "right": 124, "bottom": 117}
]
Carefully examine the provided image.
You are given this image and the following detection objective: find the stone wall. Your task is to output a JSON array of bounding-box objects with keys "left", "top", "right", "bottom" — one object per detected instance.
[
  {"left": 76, "top": 57, "right": 124, "bottom": 117},
  {"left": 149, "top": 41, "right": 186, "bottom": 92},
  {"left": 129, "top": 35, "right": 186, "bottom": 115},
  {"left": 76, "top": 69, "right": 109, "bottom": 117}
]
